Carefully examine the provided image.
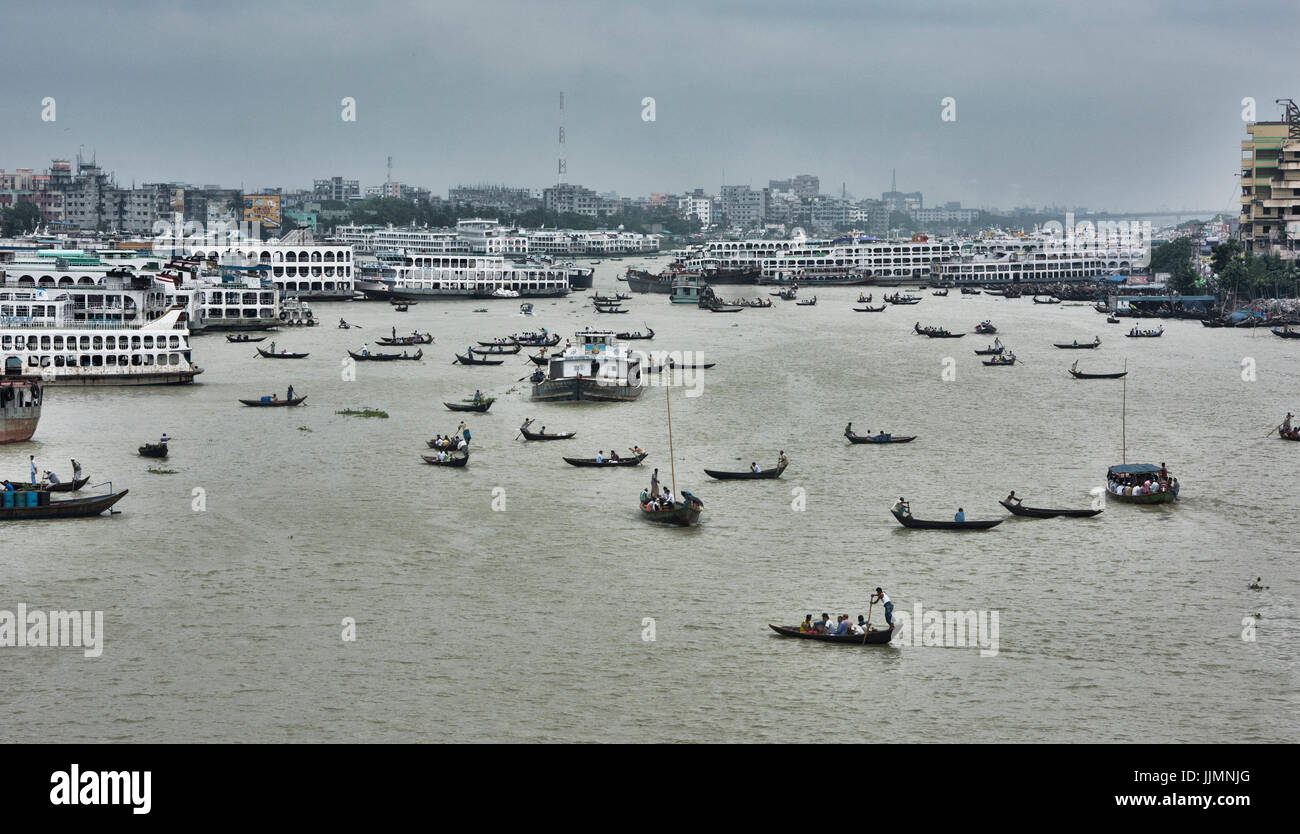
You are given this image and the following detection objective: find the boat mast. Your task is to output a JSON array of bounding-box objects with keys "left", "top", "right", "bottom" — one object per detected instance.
[
  {"left": 665, "top": 383, "right": 677, "bottom": 495},
  {"left": 1121, "top": 359, "right": 1127, "bottom": 464}
]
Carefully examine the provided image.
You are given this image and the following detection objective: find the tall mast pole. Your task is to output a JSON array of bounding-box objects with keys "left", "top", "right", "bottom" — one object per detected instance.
[
  {"left": 666, "top": 383, "right": 677, "bottom": 495},
  {"left": 1121, "top": 359, "right": 1127, "bottom": 464}
]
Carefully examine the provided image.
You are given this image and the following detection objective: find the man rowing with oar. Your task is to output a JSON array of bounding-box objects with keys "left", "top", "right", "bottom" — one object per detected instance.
[{"left": 870, "top": 587, "right": 893, "bottom": 628}]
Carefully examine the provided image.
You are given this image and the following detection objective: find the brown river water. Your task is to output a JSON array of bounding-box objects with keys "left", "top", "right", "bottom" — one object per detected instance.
[{"left": 2, "top": 255, "right": 1296, "bottom": 742}]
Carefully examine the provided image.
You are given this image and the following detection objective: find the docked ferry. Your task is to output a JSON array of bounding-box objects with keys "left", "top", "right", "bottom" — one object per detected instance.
[
  {"left": 356, "top": 253, "right": 579, "bottom": 299},
  {"left": 0, "top": 373, "right": 42, "bottom": 442},
  {"left": 0, "top": 289, "right": 201, "bottom": 385},
  {"left": 932, "top": 240, "right": 1141, "bottom": 285},
  {"left": 531, "top": 329, "right": 643, "bottom": 402},
  {"left": 760, "top": 237, "right": 963, "bottom": 285}
]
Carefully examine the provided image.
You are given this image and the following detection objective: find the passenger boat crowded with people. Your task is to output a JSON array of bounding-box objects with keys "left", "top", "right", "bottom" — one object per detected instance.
[{"left": 531, "top": 329, "right": 643, "bottom": 403}]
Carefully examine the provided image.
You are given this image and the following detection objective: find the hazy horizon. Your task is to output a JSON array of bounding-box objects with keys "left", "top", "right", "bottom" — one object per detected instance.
[{"left": 2, "top": 0, "right": 1291, "bottom": 212}]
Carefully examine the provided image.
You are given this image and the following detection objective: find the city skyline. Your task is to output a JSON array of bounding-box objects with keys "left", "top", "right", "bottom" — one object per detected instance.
[{"left": 2, "top": 0, "right": 1290, "bottom": 212}]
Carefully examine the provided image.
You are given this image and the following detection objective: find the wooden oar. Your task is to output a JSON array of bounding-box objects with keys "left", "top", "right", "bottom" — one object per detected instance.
[
  {"left": 1265, "top": 423, "right": 1281, "bottom": 439},
  {"left": 862, "top": 600, "right": 875, "bottom": 644}
]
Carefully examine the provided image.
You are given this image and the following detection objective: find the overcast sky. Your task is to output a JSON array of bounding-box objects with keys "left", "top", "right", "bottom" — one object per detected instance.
[{"left": 2, "top": 0, "right": 1292, "bottom": 211}]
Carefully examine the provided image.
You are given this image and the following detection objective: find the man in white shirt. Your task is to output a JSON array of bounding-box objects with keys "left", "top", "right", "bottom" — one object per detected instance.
[
  {"left": 871, "top": 587, "right": 894, "bottom": 627},
  {"left": 595, "top": 451, "right": 604, "bottom": 464},
  {"left": 662, "top": 488, "right": 673, "bottom": 506}
]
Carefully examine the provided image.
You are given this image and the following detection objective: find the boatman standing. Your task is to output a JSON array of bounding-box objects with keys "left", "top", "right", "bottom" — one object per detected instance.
[
  {"left": 871, "top": 588, "right": 893, "bottom": 627},
  {"left": 71, "top": 459, "right": 82, "bottom": 481},
  {"left": 650, "top": 468, "right": 660, "bottom": 499},
  {"left": 778, "top": 450, "right": 788, "bottom": 469},
  {"left": 30, "top": 455, "right": 37, "bottom": 486}
]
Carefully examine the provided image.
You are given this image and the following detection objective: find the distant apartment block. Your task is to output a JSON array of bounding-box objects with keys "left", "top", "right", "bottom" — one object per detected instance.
[
  {"left": 769, "top": 174, "right": 820, "bottom": 199},
  {"left": 448, "top": 184, "right": 541, "bottom": 213},
  {"left": 313, "top": 176, "right": 361, "bottom": 202},
  {"left": 1240, "top": 103, "right": 1300, "bottom": 259},
  {"left": 720, "top": 185, "right": 766, "bottom": 228},
  {"left": 911, "top": 206, "right": 979, "bottom": 223},
  {"left": 543, "top": 183, "right": 618, "bottom": 217},
  {"left": 882, "top": 190, "right": 923, "bottom": 213}
]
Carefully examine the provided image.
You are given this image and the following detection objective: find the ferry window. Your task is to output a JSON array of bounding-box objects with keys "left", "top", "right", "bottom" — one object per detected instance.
[
  {"left": 28, "top": 356, "right": 40, "bottom": 367},
  {"left": 143, "top": 336, "right": 154, "bottom": 349},
  {"left": 54, "top": 356, "right": 65, "bottom": 367},
  {"left": 92, "top": 336, "right": 102, "bottom": 350},
  {"left": 80, "top": 355, "right": 91, "bottom": 367},
  {"left": 41, "top": 336, "right": 51, "bottom": 350},
  {"left": 92, "top": 355, "right": 102, "bottom": 367},
  {"left": 170, "top": 336, "right": 179, "bottom": 348},
  {"left": 104, "top": 355, "right": 115, "bottom": 366},
  {"left": 132, "top": 336, "right": 141, "bottom": 350},
  {"left": 131, "top": 355, "right": 141, "bottom": 366},
  {"left": 143, "top": 355, "right": 154, "bottom": 366},
  {"left": 52, "top": 336, "right": 63, "bottom": 350},
  {"left": 170, "top": 354, "right": 180, "bottom": 365},
  {"left": 13, "top": 336, "right": 25, "bottom": 350}
]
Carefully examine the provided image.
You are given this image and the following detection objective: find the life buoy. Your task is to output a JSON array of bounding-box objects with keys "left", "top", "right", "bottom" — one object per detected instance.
[{"left": 279, "top": 311, "right": 288, "bottom": 321}]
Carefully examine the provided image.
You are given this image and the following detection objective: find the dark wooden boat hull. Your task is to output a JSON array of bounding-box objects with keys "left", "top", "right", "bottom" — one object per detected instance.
[
  {"left": 257, "top": 349, "right": 309, "bottom": 359},
  {"left": 138, "top": 444, "right": 168, "bottom": 458},
  {"left": 639, "top": 500, "right": 702, "bottom": 526},
  {"left": 854, "top": 306, "right": 887, "bottom": 312},
  {"left": 891, "top": 509, "right": 1001, "bottom": 530},
  {"left": 17, "top": 476, "right": 91, "bottom": 492},
  {"left": 564, "top": 453, "right": 648, "bottom": 467},
  {"left": 769, "top": 623, "right": 894, "bottom": 645},
  {"left": 444, "top": 400, "right": 493, "bottom": 412},
  {"left": 999, "top": 500, "right": 1102, "bottom": 518},
  {"left": 455, "top": 353, "right": 505, "bottom": 365},
  {"left": 349, "top": 350, "right": 423, "bottom": 361},
  {"left": 1069, "top": 370, "right": 1126, "bottom": 379},
  {"left": 845, "top": 433, "right": 916, "bottom": 444},
  {"left": 1054, "top": 343, "right": 1100, "bottom": 349},
  {"left": 421, "top": 454, "right": 469, "bottom": 467},
  {"left": 704, "top": 462, "right": 787, "bottom": 480},
  {"left": 616, "top": 329, "right": 655, "bottom": 340},
  {"left": 239, "top": 396, "right": 307, "bottom": 407},
  {"left": 520, "top": 429, "right": 575, "bottom": 441},
  {"left": 1271, "top": 329, "right": 1300, "bottom": 339},
  {"left": 226, "top": 335, "right": 266, "bottom": 343},
  {"left": 974, "top": 348, "right": 1003, "bottom": 355},
  {"left": 376, "top": 336, "right": 433, "bottom": 346},
  {"left": 478, "top": 345, "right": 522, "bottom": 355},
  {"left": 983, "top": 359, "right": 1016, "bottom": 366},
  {"left": 0, "top": 489, "right": 128, "bottom": 520},
  {"left": 1279, "top": 431, "right": 1300, "bottom": 441}
]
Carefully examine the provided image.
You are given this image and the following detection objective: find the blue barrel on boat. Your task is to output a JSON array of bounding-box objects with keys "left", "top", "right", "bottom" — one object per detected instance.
[
  {"left": 2, "top": 492, "right": 13, "bottom": 507},
  {"left": 26, "top": 491, "right": 38, "bottom": 507},
  {"left": 261, "top": 395, "right": 270, "bottom": 402}
]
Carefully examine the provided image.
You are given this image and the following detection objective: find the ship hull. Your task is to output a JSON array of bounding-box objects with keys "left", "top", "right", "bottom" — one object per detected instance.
[
  {"left": 39, "top": 370, "right": 202, "bottom": 386},
  {"left": 0, "top": 414, "right": 40, "bottom": 443},
  {"left": 360, "top": 286, "right": 569, "bottom": 300},
  {"left": 531, "top": 378, "right": 643, "bottom": 402}
]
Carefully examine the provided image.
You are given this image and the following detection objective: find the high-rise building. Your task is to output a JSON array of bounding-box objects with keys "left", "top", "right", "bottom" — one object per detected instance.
[
  {"left": 313, "top": 176, "right": 361, "bottom": 202},
  {"left": 1240, "top": 101, "right": 1300, "bottom": 258},
  {"left": 720, "top": 185, "right": 766, "bottom": 228}
]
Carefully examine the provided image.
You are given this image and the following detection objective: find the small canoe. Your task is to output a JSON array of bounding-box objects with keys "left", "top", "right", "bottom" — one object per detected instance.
[
  {"left": 1054, "top": 340, "right": 1101, "bottom": 349},
  {"left": 983, "top": 357, "right": 1017, "bottom": 366},
  {"left": 768, "top": 623, "right": 894, "bottom": 645},
  {"left": 1069, "top": 369, "right": 1127, "bottom": 379},
  {"left": 138, "top": 443, "right": 168, "bottom": 458},
  {"left": 974, "top": 325, "right": 997, "bottom": 334},
  {"left": 707, "top": 305, "right": 745, "bottom": 313},
  {"left": 704, "top": 462, "right": 788, "bottom": 480},
  {"left": 845, "top": 432, "right": 916, "bottom": 444},
  {"left": 1271, "top": 327, "right": 1300, "bottom": 339},
  {"left": 795, "top": 297, "right": 817, "bottom": 306},
  {"left": 511, "top": 335, "right": 561, "bottom": 347},
  {"left": 1125, "top": 329, "right": 1164, "bottom": 338},
  {"left": 393, "top": 304, "right": 409, "bottom": 312},
  {"left": 421, "top": 453, "right": 469, "bottom": 467},
  {"left": 520, "top": 427, "right": 575, "bottom": 441},
  {"left": 226, "top": 334, "right": 267, "bottom": 343},
  {"left": 973, "top": 347, "right": 1004, "bottom": 355},
  {"left": 594, "top": 306, "right": 630, "bottom": 313},
  {"left": 564, "top": 452, "right": 648, "bottom": 467},
  {"left": 999, "top": 500, "right": 1102, "bottom": 519},
  {"left": 455, "top": 353, "right": 505, "bottom": 365},
  {"left": 1279, "top": 429, "right": 1300, "bottom": 441},
  {"left": 932, "top": 290, "right": 949, "bottom": 297},
  {"left": 376, "top": 334, "right": 434, "bottom": 346},
  {"left": 1107, "top": 316, "right": 1121, "bottom": 324},
  {"left": 526, "top": 354, "right": 551, "bottom": 365},
  {"left": 891, "top": 508, "right": 1001, "bottom": 530},
  {"left": 239, "top": 396, "right": 307, "bottom": 407},
  {"left": 444, "top": 399, "right": 494, "bottom": 413},
  {"left": 391, "top": 299, "right": 419, "bottom": 306},
  {"left": 257, "top": 348, "right": 309, "bottom": 359},
  {"left": 667, "top": 359, "right": 716, "bottom": 370},
  {"left": 925, "top": 332, "right": 965, "bottom": 338},
  {"left": 348, "top": 349, "right": 423, "bottom": 361},
  {"left": 477, "top": 344, "right": 522, "bottom": 355},
  {"left": 854, "top": 305, "right": 887, "bottom": 312},
  {"left": 616, "top": 327, "right": 655, "bottom": 340}
]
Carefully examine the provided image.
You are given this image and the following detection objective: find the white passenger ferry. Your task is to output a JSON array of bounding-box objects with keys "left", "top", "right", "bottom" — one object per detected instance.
[
  {"left": 357, "top": 254, "right": 579, "bottom": 300},
  {"left": 0, "top": 289, "right": 201, "bottom": 385},
  {"left": 531, "top": 330, "right": 642, "bottom": 402},
  {"left": 759, "top": 237, "right": 964, "bottom": 285},
  {"left": 932, "top": 240, "right": 1142, "bottom": 285},
  {"left": 186, "top": 240, "right": 355, "bottom": 301}
]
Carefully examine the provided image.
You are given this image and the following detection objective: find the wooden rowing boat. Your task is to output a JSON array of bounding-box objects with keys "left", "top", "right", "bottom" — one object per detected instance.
[
  {"left": 616, "top": 327, "right": 655, "bottom": 340},
  {"left": 703, "top": 461, "right": 788, "bottom": 480},
  {"left": 239, "top": 396, "right": 307, "bottom": 407},
  {"left": 854, "top": 305, "right": 887, "bottom": 312},
  {"left": 226, "top": 334, "right": 266, "bottom": 343},
  {"left": 376, "top": 334, "right": 433, "bottom": 346},
  {"left": 348, "top": 349, "right": 423, "bottom": 361},
  {"left": 520, "top": 427, "right": 575, "bottom": 441},
  {"left": 455, "top": 352, "right": 505, "bottom": 365},
  {"left": 891, "top": 507, "right": 1002, "bottom": 530},
  {"left": 563, "top": 452, "right": 648, "bottom": 467},
  {"left": 768, "top": 623, "right": 895, "bottom": 645},
  {"left": 443, "top": 399, "right": 494, "bottom": 413},
  {"left": 973, "top": 346, "right": 1003, "bottom": 355},
  {"left": 1069, "top": 369, "right": 1126, "bottom": 379},
  {"left": 421, "top": 452, "right": 469, "bottom": 467},
  {"left": 257, "top": 348, "right": 309, "bottom": 359},
  {"left": 999, "top": 500, "right": 1102, "bottom": 518},
  {"left": 639, "top": 494, "right": 703, "bottom": 526},
  {"left": 138, "top": 443, "right": 168, "bottom": 458},
  {"left": 1054, "top": 339, "right": 1101, "bottom": 349},
  {"left": 845, "top": 431, "right": 916, "bottom": 444}
]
